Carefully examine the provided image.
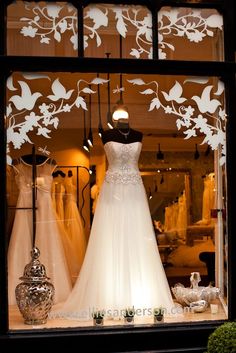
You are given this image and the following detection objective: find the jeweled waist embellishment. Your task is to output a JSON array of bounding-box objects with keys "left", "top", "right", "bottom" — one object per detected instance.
[{"left": 105, "top": 170, "right": 142, "bottom": 184}]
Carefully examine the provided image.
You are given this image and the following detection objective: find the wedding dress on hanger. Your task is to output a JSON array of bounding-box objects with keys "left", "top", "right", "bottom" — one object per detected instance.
[
  {"left": 64, "top": 175, "right": 87, "bottom": 284},
  {"left": 8, "top": 157, "right": 72, "bottom": 305},
  {"left": 51, "top": 173, "right": 65, "bottom": 223}
]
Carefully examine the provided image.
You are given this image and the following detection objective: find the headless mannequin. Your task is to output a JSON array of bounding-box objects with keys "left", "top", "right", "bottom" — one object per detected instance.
[{"left": 101, "top": 119, "right": 143, "bottom": 145}]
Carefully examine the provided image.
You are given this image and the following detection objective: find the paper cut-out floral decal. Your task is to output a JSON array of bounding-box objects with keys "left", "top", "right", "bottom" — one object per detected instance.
[{"left": 128, "top": 78, "right": 226, "bottom": 165}]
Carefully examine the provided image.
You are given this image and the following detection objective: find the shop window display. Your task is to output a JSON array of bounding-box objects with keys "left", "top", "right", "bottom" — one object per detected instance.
[
  {"left": 6, "top": 71, "right": 228, "bottom": 329},
  {"left": 0, "top": 1, "right": 234, "bottom": 352}
]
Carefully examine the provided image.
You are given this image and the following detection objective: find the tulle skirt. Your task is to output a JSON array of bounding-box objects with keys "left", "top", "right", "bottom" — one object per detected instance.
[
  {"left": 53, "top": 179, "right": 174, "bottom": 320},
  {"left": 8, "top": 190, "right": 72, "bottom": 305},
  {"left": 64, "top": 196, "right": 87, "bottom": 284}
]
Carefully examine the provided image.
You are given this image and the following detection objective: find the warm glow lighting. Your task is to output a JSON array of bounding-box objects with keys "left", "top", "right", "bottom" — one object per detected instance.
[
  {"left": 107, "top": 111, "right": 114, "bottom": 129},
  {"left": 83, "top": 138, "right": 89, "bottom": 152},
  {"left": 98, "top": 125, "right": 103, "bottom": 138},
  {"left": 87, "top": 122, "right": 93, "bottom": 147},
  {"left": 107, "top": 122, "right": 114, "bottom": 129},
  {"left": 83, "top": 145, "right": 89, "bottom": 152},
  {"left": 112, "top": 99, "right": 129, "bottom": 121},
  {"left": 148, "top": 187, "right": 152, "bottom": 200},
  {"left": 87, "top": 128, "right": 93, "bottom": 147},
  {"left": 112, "top": 106, "right": 129, "bottom": 121}
]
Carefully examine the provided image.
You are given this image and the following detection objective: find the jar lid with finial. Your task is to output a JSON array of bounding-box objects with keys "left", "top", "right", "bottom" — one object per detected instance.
[{"left": 20, "top": 247, "right": 50, "bottom": 283}]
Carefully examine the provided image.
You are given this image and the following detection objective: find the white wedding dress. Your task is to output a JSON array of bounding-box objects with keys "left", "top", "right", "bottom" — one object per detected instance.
[
  {"left": 64, "top": 176, "right": 87, "bottom": 283},
  {"left": 8, "top": 157, "right": 72, "bottom": 305},
  {"left": 54, "top": 142, "right": 174, "bottom": 320}
]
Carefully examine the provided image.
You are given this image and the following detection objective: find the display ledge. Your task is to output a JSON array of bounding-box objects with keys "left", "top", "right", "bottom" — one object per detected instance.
[
  {"left": 9, "top": 299, "right": 226, "bottom": 330},
  {"left": 2, "top": 318, "right": 227, "bottom": 353}
]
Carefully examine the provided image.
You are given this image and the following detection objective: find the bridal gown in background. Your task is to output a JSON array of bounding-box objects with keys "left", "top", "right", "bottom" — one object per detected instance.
[
  {"left": 202, "top": 173, "right": 215, "bottom": 224},
  {"left": 64, "top": 176, "right": 87, "bottom": 283},
  {"left": 8, "top": 157, "right": 72, "bottom": 305},
  {"left": 52, "top": 175, "right": 65, "bottom": 223},
  {"left": 55, "top": 141, "right": 174, "bottom": 320}
]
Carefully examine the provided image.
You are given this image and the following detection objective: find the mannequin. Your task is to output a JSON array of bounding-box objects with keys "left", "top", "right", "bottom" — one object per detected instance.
[
  {"left": 52, "top": 114, "right": 174, "bottom": 320},
  {"left": 101, "top": 119, "right": 143, "bottom": 145}
]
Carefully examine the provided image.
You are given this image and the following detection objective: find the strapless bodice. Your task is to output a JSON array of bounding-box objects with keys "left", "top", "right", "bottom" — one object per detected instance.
[{"left": 104, "top": 141, "right": 142, "bottom": 184}]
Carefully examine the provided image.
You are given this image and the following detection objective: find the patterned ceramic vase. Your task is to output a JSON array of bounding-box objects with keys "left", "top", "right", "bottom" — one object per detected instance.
[{"left": 15, "top": 247, "right": 55, "bottom": 325}]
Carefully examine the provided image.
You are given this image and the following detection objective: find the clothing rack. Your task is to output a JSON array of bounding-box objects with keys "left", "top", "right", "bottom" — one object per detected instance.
[
  {"left": 55, "top": 165, "right": 90, "bottom": 227},
  {"left": 7, "top": 147, "right": 38, "bottom": 247},
  {"left": 32, "top": 145, "right": 37, "bottom": 247}
]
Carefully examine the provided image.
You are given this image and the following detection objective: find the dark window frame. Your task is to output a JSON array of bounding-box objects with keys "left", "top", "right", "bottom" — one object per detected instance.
[{"left": 0, "top": 0, "right": 235, "bottom": 350}]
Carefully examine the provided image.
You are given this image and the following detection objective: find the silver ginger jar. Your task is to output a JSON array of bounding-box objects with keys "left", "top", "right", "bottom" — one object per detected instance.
[{"left": 15, "top": 247, "right": 55, "bottom": 325}]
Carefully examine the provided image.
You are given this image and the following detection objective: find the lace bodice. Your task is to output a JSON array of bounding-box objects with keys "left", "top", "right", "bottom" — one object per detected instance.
[
  {"left": 13, "top": 157, "right": 55, "bottom": 193},
  {"left": 104, "top": 141, "right": 142, "bottom": 184}
]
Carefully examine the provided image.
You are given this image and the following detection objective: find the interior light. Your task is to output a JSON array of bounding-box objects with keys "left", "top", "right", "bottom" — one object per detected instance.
[
  {"left": 83, "top": 138, "right": 90, "bottom": 152},
  {"left": 87, "top": 128, "right": 93, "bottom": 147},
  {"left": 148, "top": 187, "right": 153, "bottom": 200},
  {"left": 112, "top": 99, "right": 129, "bottom": 121},
  {"left": 107, "top": 111, "right": 114, "bottom": 129}
]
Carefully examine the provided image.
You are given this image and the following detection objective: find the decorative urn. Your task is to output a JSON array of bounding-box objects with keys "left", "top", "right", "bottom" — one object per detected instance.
[{"left": 15, "top": 247, "right": 55, "bottom": 325}]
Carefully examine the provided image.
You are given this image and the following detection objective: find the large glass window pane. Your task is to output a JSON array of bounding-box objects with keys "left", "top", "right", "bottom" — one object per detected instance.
[
  {"left": 6, "top": 72, "right": 227, "bottom": 330},
  {"left": 7, "top": 2, "right": 224, "bottom": 61},
  {"left": 7, "top": 2, "right": 152, "bottom": 59},
  {"left": 7, "top": 1, "right": 78, "bottom": 56},
  {"left": 84, "top": 4, "right": 152, "bottom": 59},
  {"left": 158, "top": 7, "right": 224, "bottom": 61}
]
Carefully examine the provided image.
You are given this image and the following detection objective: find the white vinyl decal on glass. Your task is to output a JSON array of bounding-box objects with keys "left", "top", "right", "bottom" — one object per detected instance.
[
  {"left": 128, "top": 77, "right": 226, "bottom": 165},
  {"left": 158, "top": 8, "right": 223, "bottom": 59},
  {"left": 83, "top": 4, "right": 152, "bottom": 59},
  {"left": 6, "top": 73, "right": 108, "bottom": 164},
  {"left": 18, "top": 3, "right": 223, "bottom": 59},
  {"left": 19, "top": 2, "right": 78, "bottom": 50}
]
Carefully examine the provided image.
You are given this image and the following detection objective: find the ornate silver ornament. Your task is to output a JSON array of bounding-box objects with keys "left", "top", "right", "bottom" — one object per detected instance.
[{"left": 15, "top": 247, "right": 55, "bottom": 325}]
